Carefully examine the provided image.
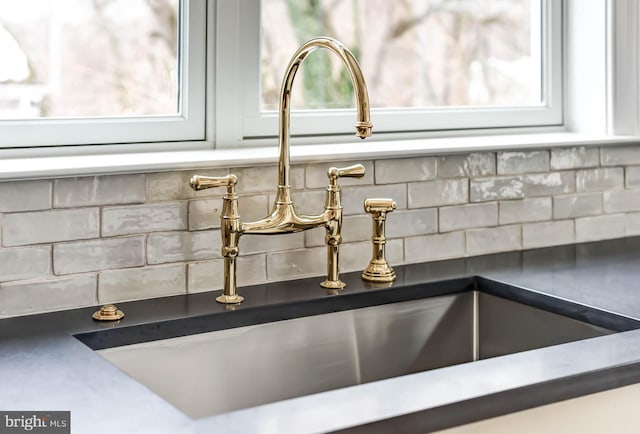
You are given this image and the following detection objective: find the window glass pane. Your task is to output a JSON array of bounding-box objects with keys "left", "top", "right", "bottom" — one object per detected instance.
[
  {"left": 0, "top": 0, "right": 179, "bottom": 119},
  {"left": 261, "top": 0, "right": 541, "bottom": 112}
]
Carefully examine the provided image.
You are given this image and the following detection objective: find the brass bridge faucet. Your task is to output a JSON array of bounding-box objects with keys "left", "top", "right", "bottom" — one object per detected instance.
[{"left": 190, "top": 37, "right": 372, "bottom": 304}]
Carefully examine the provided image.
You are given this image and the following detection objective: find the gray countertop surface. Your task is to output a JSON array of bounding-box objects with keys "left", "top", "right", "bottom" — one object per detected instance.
[{"left": 3, "top": 237, "right": 640, "bottom": 433}]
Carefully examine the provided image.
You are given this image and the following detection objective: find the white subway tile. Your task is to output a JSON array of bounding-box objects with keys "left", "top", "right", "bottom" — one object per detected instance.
[
  {"left": 0, "top": 180, "right": 51, "bottom": 212},
  {"left": 576, "top": 214, "right": 626, "bottom": 242},
  {"left": 626, "top": 166, "right": 640, "bottom": 188},
  {"left": 54, "top": 175, "right": 144, "bottom": 207},
  {"left": 54, "top": 237, "right": 145, "bottom": 274},
  {"left": 437, "top": 153, "right": 495, "bottom": 178},
  {"left": 440, "top": 203, "right": 498, "bottom": 232},
  {"left": 0, "top": 246, "right": 51, "bottom": 282},
  {"left": 405, "top": 232, "right": 465, "bottom": 263},
  {"left": 374, "top": 157, "right": 436, "bottom": 184},
  {"left": 408, "top": 178, "right": 468, "bottom": 208},
  {"left": 188, "top": 198, "right": 221, "bottom": 231},
  {"left": 147, "top": 231, "right": 220, "bottom": 264},
  {"left": 188, "top": 255, "right": 267, "bottom": 293},
  {"left": 523, "top": 172, "right": 576, "bottom": 196},
  {"left": 386, "top": 209, "right": 437, "bottom": 238},
  {"left": 497, "top": 151, "right": 549, "bottom": 175},
  {"left": 553, "top": 193, "right": 603, "bottom": 219},
  {"left": 523, "top": 220, "right": 575, "bottom": 249},
  {"left": 235, "top": 165, "right": 280, "bottom": 194},
  {"left": 625, "top": 212, "right": 640, "bottom": 236},
  {"left": 466, "top": 225, "right": 521, "bottom": 255},
  {"left": 98, "top": 264, "right": 186, "bottom": 303},
  {"left": 470, "top": 176, "right": 524, "bottom": 202},
  {"left": 601, "top": 145, "right": 640, "bottom": 166},
  {"left": 2, "top": 208, "right": 99, "bottom": 247},
  {"left": 239, "top": 232, "right": 305, "bottom": 255},
  {"left": 576, "top": 168, "right": 624, "bottom": 192},
  {"left": 499, "top": 197, "right": 552, "bottom": 225},
  {"left": 0, "top": 274, "right": 96, "bottom": 317},
  {"left": 267, "top": 247, "right": 325, "bottom": 281},
  {"left": 304, "top": 227, "right": 327, "bottom": 248},
  {"left": 604, "top": 189, "right": 640, "bottom": 213},
  {"left": 288, "top": 165, "right": 306, "bottom": 190},
  {"left": 239, "top": 195, "right": 271, "bottom": 223},
  {"left": 187, "top": 259, "right": 223, "bottom": 293},
  {"left": 550, "top": 147, "right": 599, "bottom": 170},
  {"left": 102, "top": 202, "right": 187, "bottom": 236}
]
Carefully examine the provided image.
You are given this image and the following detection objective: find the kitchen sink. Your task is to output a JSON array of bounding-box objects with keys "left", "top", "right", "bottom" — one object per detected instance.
[{"left": 93, "top": 289, "right": 615, "bottom": 419}]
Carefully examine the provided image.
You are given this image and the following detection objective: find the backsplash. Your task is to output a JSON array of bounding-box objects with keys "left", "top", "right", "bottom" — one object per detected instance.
[{"left": 1, "top": 144, "right": 640, "bottom": 317}]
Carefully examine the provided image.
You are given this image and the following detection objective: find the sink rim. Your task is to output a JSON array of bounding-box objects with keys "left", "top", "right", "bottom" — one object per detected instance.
[{"left": 76, "top": 275, "right": 640, "bottom": 351}]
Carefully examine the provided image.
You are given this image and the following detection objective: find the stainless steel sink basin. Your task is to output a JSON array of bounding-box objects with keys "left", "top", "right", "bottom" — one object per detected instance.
[{"left": 96, "top": 291, "right": 611, "bottom": 419}]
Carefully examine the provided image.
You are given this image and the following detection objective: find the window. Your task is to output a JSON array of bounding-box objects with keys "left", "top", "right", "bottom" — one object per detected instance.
[
  {"left": 216, "top": 0, "right": 562, "bottom": 147},
  {"left": 0, "top": 0, "right": 206, "bottom": 148},
  {"left": 1, "top": 0, "right": 638, "bottom": 163}
]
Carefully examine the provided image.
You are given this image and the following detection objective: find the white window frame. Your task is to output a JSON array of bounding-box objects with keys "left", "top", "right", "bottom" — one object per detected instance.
[
  {"left": 1, "top": 0, "right": 640, "bottom": 180},
  {"left": 0, "top": 0, "right": 207, "bottom": 149},
  {"left": 607, "top": 0, "right": 640, "bottom": 136},
  {"left": 216, "top": 0, "right": 563, "bottom": 149}
]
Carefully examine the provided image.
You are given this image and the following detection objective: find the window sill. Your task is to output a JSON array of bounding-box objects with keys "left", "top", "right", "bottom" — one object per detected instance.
[{"left": 0, "top": 132, "right": 638, "bottom": 181}]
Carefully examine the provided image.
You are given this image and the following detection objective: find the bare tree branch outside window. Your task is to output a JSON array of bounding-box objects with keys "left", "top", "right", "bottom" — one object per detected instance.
[{"left": 261, "top": 0, "right": 536, "bottom": 111}]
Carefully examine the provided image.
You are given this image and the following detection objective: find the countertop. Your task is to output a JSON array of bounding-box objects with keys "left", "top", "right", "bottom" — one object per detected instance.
[{"left": 4, "top": 237, "right": 640, "bottom": 433}]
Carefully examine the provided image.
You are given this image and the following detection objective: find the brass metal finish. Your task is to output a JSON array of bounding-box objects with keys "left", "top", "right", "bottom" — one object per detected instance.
[
  {"left": 362, "top": 198, "right": 397, "bottom": 283},
  {"left": 275, "top": 37, "right": 372, "bottom": 195},
  {"left": 216, "top": 294, "right": 244, "bottom": 304},
  {"left": 92, "top": 304, "right": 125, "bottom": 321},
  {"left": 190, "top": 37, "right": 372, "bottom": 303},
  {"left": 189, "top": 174, "right": 244, "bottom": 304}
]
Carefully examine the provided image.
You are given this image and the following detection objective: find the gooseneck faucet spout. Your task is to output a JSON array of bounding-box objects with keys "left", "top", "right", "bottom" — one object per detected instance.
[
  {"left": 243, "top": 37, "right": 372, "bottom": 234},
  {"left": 190, "top": 37, "right": 372, "bottom": 303},
  {"left": 276, "top": 37, "right": 372, "bottom": 197}
]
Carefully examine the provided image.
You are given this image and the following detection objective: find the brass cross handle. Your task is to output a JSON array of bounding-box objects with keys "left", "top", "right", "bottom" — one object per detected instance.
[{"left": 362, "top": 198, "right": 397, "bottom": 283}]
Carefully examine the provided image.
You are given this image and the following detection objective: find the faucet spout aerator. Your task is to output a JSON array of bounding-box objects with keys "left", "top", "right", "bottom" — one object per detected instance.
[{"left": 355, "top": 122, "right": 373, "bottom": 139}]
